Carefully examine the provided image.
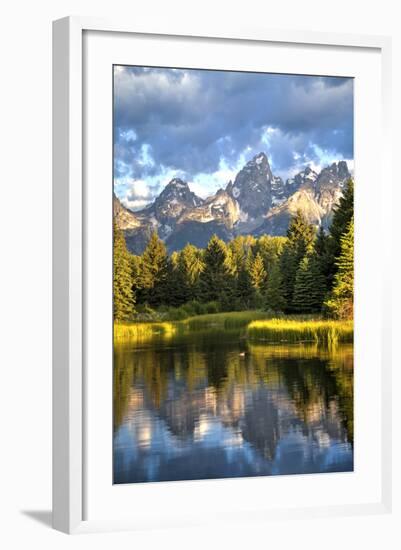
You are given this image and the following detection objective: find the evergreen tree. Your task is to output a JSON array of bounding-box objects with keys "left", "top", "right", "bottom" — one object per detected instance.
[
  {"left": 113, "top": 221, "right": 135, "bottom": 320},
  {"left": 137, "top": 232, "right": 169, "bottom": 307},
  {"left": 170, "top": 250, "right": 180, "bottom": 270},
  {"left": 249, "top": 252, "right": 267, "bottom": 290},
  {"left": 313, "top": 225, "right": 331, "bottom": 292},
  {"left": 168, "top": 244, "right": 204, "bottom": 306},
  {"left": 292, "top": 253, "right": 326, "bottom": 313},
  {"left": 229, "top": 235, "right": 255, "bottom": 275},
  {"left": 326, "top": 179, "right": 354, "bottom": 288},
  {"left": 324, "top": 218, "right": 354, "bottom": 319},
  {"left": 279, "top": 211, "right": 316, "bottom": 310},
  {"left": 180, "top": 244, "right": 204, "bottom": 299},
  {"left": 264, "top": 263, "right": 286, "bottom": 312},
  {"left": 199, "top": 235, "right": 232, "bottom": 303},
  {"left": 254, "top": 235, "right": 287, "bottom": 273},
  {"left": 165, "top": 257, "right": 185, "bottom": 307},
  {"left": 130, "top": 254, "right": 142, "bottom": 292},
  {"left": 236, "top": 265, "right": 254, "bottom": 309}
]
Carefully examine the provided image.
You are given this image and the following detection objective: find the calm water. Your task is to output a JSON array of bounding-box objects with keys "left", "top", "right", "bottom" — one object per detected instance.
[{"left": 113, "top": 328, "right": 353, "bottom": 484}]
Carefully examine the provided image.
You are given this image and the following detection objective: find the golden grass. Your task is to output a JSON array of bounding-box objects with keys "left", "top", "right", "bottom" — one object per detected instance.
[
  {"left": 115, "top": 311, "right": 275, "bottom": 343},
  {"left": 114, "top": 313, "right": 353, "bottom": 347},
  {"left": 246, "top": 319, "right": 353, "bottom": 345},
  {"left": 114, "top": 321, "right": 177, "bottom": 344}
]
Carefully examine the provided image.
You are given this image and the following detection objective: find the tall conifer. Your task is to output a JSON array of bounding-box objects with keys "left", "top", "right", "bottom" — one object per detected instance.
[
  {"left": 292, "top": 253, "right": 326, "bottom": 313},
  {"left": 264, "top": 263, "right": 286, "bottom": 312},
  {"left": 113, "top": 221, "right": 135, "bottom": 320},
  {"left": 324, "top": 218, "right": 354, "bottom": 319},
  {"left": 326, "top": 178, "right": 354, "bottom": 288},
  {"left": 138, "top": 232, "right": 169, "bottom": 306},
  {"left": 199, "top": 235, "right": 232, "bottom": 303},
  {"left": 279, "top": 211, "right": 316, "bottom": 310},
  {"left": 249, "top": 252, "right": 267, "bottom": 290},
  {"left": 236, "top": 265, "right": 254, "bottom": 309}
]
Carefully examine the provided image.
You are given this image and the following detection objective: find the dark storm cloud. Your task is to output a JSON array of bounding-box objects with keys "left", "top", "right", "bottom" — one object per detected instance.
[{"left": 113, "top": 66, "right": 353, "bottom": 182}]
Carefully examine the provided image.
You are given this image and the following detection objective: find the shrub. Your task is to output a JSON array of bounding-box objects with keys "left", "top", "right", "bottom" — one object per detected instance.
[{"left": 205, "top": 301, "right": 220, "bottom": 314}]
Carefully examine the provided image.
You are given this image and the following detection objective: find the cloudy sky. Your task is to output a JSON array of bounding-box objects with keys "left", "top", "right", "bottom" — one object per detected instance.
[{"left": 114, "top": 66, "right": 353, "bottom": 211}]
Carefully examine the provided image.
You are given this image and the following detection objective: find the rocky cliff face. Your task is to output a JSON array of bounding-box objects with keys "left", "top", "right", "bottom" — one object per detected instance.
[
  {"left": 226, "top": 152, "right": 273, "bottom": 219},
  {"left": 257, "top": 161, "right": 351, "bottom": 236},
  {"left": 179, "top": 189, "right": 240, "bottom": 228},
  {"left": 285, "top": 166, "right": 318, "bottom": 196},
  {"left": 114, "top": 153, "right": 351, "bottom": 253},
  {"left": 113, "top": 193, "right": 140, "bottom": 230},
  {"left": 271, "top": 175, "right": 286, "bottom": 206},
  {"left": 152, "top": 178, "right": 203, "bottom": 225},
  {"left": 164, "top": 189, "right": 241, "bottom": 251}
]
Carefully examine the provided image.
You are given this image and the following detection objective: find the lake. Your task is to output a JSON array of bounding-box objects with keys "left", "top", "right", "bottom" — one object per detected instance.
[{"left": 113, "top": 326, "right": 353, "bottom": 484}]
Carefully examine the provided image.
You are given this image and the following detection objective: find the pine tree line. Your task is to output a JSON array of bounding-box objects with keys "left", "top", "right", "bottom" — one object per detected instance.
[{"left": 113, "top": 180, "right": 354, "bottom": 321}]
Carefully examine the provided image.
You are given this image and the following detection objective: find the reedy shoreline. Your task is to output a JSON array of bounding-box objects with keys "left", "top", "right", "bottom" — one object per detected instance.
[{"left": 114, "top": 311, "right": 353, "bottom": 346}]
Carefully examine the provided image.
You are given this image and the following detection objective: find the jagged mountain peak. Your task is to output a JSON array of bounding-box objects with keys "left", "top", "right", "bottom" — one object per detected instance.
[
  {"left": 228, "top": 151, "right": 273, "bottom": 218},
  {"left": 261, "top": 160, "right": 351, "bottom": 237},
  {"left": 225, "top": 180, "right": 233, "bottom": 193},
  {"left": 248, "top": 151, "right": 269, "bottom": 168},
  {"left": 286, "top": 166, "right": 318, "bottom": 192},
  {"left": 114, "top": 153, "right": 352, "bottom": 254},
  {"left": 327, "top": 160, "right": 349, "bottom": 174},
  {"left": 166, "top": 177, "right": 189, "bottom": 188},
  {"left": 318, "top": 160, "right": 350, "bottom": 177},
  {"left": 239, "top": 152, "right": 272, "bottom": 177},
  {"left": 148, "top": 177, "right": 204, "bottom": 224},
  {"left": 302, "top": 165, "right": 318, "bottom": 179},
  {"left": 157, "top": 177, "right": 189, "bottom": 199},
  {"left": 237, "top": 151, "right": 273, "bottom": 178},
  {"left": 315, "top": 161, "right": 350, "bottom": 191}
]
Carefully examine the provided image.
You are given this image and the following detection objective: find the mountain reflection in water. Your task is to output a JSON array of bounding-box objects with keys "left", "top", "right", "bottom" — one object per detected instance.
[{"left": 113, "top": 329, "right": 353, "bottom": 484}]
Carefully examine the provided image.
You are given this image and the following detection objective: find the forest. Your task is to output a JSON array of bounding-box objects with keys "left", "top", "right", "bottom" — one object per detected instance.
[{"left": 113, "top": 179, "right": 354, "bottom": 323}]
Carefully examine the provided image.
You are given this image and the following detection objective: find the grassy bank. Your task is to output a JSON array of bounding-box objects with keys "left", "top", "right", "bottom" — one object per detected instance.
[
  {"left": 246, "top": 319, "right": 353, "bottom": 345},
  {"left": 114, "top": 312, "right": 353, "bottom": 346},
  {"left": 114, "top": 311, "right": 272, "bottom": 344},
  {"left": 114, "top": 321, "right": 178, "bottom": 344}
]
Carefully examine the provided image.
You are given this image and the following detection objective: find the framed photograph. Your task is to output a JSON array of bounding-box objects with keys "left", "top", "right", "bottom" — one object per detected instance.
[{"left": 52, "top": 17, "right": 392, "bottom": 533}]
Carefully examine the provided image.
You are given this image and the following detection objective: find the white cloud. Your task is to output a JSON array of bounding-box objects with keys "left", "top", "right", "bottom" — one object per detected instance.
[
  {"left": 189, "top": 152, "right": 253, "bottom": 198},
  {"left": 128, "top": 179, "right": 152, "bottom": 199},
  {"left": 114, "top": 68, "right": 353, "bottom": 188},
  {"left": 137, "top": 143, "right": 155, "bottom": 168},
  {"left": 115, "top": 166, "right": 187, "bottom": 210},
  {"left": 119, "top": 129, "right": 137, "bottom": 142},
  {"left": 122, "top": 197, "right": 151, "bottom": 210},
  {"left": 114, "top": 178, "right": 154, "bottom": 210}
]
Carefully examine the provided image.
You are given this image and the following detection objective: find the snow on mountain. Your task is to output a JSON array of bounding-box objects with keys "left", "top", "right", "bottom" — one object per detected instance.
[
  {"left": 256, "top": 161, "right": 351, "bottom": 236},
  {"left": 114, "top": 155, "right": 352, "bottom": 253},
  {"left": 226, "top": 152, "right": 273, "bottom": 219},
  {"left": 178, "top": 188, "right": 240, "bottom": 228},
  {"left": 271, "top": 176, "right": 286, "bottom": 206},
  {"left": 151, "top": 178, "right": 203, "bottom": 224},
  {"left": 285, "top": 166, "right": 318, "bottom": 195}
]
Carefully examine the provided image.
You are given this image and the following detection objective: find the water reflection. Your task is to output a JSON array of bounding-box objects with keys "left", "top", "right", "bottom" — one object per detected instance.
[{"left": 113, "top": 329, "right": 353, "bottom": 483}]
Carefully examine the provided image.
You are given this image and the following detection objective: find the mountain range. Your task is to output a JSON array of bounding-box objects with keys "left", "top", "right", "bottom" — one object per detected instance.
[{"left": 114, "top": 152, "right": 351, "bottom": 254}]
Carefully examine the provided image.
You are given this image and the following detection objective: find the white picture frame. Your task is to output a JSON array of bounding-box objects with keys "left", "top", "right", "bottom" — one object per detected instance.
[{"left": 52, "top": 16, "right": 392, "bottom": 534}]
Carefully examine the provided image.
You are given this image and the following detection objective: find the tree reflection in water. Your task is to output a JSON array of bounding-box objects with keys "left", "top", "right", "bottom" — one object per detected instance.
[{"left": 113, "top": 329, "right": 353, "bottom": 483}]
